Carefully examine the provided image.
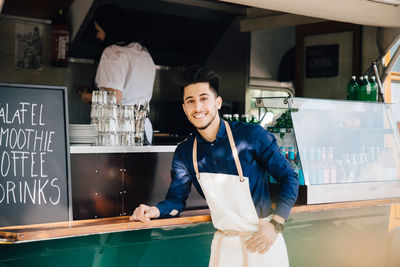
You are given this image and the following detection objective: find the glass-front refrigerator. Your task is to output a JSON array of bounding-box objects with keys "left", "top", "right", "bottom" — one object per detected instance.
[{"left": 252, "top": 97, "right": 400, "bottom": 204}]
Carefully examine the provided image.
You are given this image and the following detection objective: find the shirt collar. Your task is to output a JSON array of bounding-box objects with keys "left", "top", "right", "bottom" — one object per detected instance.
[{"left": 195, "top": 118, "right": 227, "bottom": 143}]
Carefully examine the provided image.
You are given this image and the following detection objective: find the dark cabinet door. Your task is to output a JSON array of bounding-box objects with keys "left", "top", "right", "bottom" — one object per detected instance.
[
  {"left": 70, "top": 152, "right": 208, "bottom": 220},
  {"left": 123, "top": 153, "right": 172, "bottom": 215},
  {"left": 71, "top": 154, "right": 124, "bottom": 219},
  {"left": 123, "top": 152, "right": 207, "bottom": 216}
]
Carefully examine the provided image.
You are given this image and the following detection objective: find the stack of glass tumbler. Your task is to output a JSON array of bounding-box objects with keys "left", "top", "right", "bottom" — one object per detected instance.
[{"left": 90, "top": 89, "right": 148, "bottom": 146}]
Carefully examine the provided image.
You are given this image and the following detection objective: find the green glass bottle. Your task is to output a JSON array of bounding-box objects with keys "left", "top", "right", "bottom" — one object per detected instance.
[
  {"left": 250, "top": 115, "right": 258, "bottom": 124},
  {"left": 357, "top": 76, "right": 365, "bottom": 101},
  {"left": 363, "top": 75, "right": 372, "bottom": 101},
  {"left": 232, "top": 114, "right": 240, "bottom": 122},
  {"left": 241, "top": 114, "right": 250, "bottom": 123},
  {"left": 346, "top": 76, "right": 358, "bottom": 100},
  {"left": 369, "top": 76, "right": 378, "bottom": 102}
]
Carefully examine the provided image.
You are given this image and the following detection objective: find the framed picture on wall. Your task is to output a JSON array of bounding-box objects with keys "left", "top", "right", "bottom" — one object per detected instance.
[
  {"left": 305, "top": 44, "right": 339, "bottom": 78},
  {"left": 15, "top": 23, "right": 43, "bottom": 70},
  {"left": 295, "top": 22, "right": 361, "bottom": 99}
]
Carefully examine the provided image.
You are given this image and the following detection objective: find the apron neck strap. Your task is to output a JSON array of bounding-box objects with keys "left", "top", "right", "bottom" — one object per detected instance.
[
  {"left": 193, "top": 138, "right": 200, "bottom": 179},
  {"left": 192, "top": 120, "right": 244, "bottom": 181}
]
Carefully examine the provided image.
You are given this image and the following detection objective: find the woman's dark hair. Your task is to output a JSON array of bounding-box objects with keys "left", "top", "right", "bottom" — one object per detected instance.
[
  {"left": 93, "top": 4, "right": 138, "bottom": 47},
  {"left": 176, "top": 65, "right": 220, "bottom": 101}
]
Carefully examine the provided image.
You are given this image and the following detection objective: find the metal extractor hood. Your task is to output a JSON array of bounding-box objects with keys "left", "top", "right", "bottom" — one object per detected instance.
[{"left": 68, "top": 0, "right": 247, "bottom": 66}]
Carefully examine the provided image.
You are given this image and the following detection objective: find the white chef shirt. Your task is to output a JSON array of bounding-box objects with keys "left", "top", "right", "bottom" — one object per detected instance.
[
  {"left": 95, "top": 42, "right": 156, "bottom": 143},
  {"left": 95, "top": 42, "right": 155, "bottom": 105}
]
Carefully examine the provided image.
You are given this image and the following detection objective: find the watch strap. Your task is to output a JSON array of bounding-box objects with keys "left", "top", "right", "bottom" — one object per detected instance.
[{"left": 270, "top": 218, "right": 285, "bottom": 233}]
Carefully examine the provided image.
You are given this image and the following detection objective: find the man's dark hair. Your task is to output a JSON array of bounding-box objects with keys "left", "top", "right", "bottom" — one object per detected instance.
[{"left": 177, "top": 65, "right": 220, "bottom": 101}]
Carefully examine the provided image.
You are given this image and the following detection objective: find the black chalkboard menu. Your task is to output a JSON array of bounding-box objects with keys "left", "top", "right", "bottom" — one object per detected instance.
[{"left": 0, "top": 83, "right": 71, "bottom": 227}]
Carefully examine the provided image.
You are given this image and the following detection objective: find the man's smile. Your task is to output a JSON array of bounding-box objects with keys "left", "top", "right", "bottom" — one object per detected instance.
[{"left": 193, "top": 112, "right": 207, "bottom": 119}]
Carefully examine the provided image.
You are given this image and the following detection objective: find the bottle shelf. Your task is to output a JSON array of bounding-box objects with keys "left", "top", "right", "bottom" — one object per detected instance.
[{"left": 267, "top": 127, "right": 293, "bottom": 133}]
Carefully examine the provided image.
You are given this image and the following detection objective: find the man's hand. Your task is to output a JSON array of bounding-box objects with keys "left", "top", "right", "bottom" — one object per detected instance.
[
  {"left": 81, "top": 92, "right": 92, "bottom": 104},
  {"left": 245, "top": 215, "right": 285, "bottom": 254},
  {"left": 129, "top": 204, "right": 160, "bottom": 222}
]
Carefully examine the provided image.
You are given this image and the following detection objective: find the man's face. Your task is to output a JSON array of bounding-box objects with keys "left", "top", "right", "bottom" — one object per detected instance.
[{"left": 182, "top": 82, "right": 222, "bottom": 131}]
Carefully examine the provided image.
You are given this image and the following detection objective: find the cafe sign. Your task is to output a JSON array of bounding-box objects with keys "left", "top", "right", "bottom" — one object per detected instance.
[{"left": 0, "top": 83, "right": 71, "bottom": 227}]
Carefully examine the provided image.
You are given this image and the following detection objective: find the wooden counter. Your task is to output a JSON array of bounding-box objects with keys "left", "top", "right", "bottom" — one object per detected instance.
[{"left": 1, "top": 198, "right": 400, "bottom": 244}]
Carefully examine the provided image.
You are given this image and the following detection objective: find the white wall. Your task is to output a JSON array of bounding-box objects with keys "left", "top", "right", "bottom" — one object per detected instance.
[
  {"left": 302, "top": 31, "right": 353, "bottom": 99},
  {"left": 250, "top": 26, "right": 295, "bottom": 80},
  {"left": 361, "top": 26, "right": 380, "bottom": 74},
  {"left": 249, "top": 25, "right": 381, "bottom": 100}
]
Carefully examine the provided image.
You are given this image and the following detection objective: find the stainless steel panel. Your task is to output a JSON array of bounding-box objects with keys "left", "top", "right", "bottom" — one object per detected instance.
[{"left": 70, "top": 145, "right": 177, "bottom": 154}]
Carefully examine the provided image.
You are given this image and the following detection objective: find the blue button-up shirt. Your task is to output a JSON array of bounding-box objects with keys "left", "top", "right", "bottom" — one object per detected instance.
[{"left": 156, "top": 119, "right": 299, "bottom": 220}]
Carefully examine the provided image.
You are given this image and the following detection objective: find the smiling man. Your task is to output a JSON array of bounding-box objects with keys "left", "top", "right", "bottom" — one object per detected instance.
[
  {"left": 130, "top": 65, "right": 299, "bottom": 266},
  {"left": 182, "top": 81, "right": 222, "bottom": 140}
]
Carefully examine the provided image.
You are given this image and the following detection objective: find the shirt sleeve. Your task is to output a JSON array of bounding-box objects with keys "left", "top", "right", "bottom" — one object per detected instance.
[
  {"left": 254, "top": 125, "right": 299, "bottom": 220},
  {"left": 95, "top": 46, "right": 127, "bottom": 91},
  {"left": 156, "top": 145, "right": 193, "bottom": 217}
]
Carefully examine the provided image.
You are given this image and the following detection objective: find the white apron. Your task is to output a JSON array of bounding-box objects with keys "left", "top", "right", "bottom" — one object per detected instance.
[{"left": 192, "top": 121, "right": 289, "bottom": 267}]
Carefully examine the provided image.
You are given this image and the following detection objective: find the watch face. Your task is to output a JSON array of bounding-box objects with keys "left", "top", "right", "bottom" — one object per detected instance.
[
  {"left": 276, "top": 223, "right": 284, "bottom": 232},
  {"left": 271, "top": 219, "right": 284, "bottom": 233}
]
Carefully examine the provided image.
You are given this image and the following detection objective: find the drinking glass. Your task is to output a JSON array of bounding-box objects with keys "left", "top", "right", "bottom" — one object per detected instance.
[
  {"left": 91, "top": 117, "right": 99, "bottom": 126},
  {"left": 97, "top": 132, "right": 104, "bottom": 146},
  {"left": 134, "top": 132, "right": 144, "bottom": 146},
  {"left": 105, "top": 118, "right": 119, "bottom": 134},
  {"left": 120, "top": 118, "right": 133, "bottom": 134},
  {"left": 103, "top": 133, "right": 120, "bottom": 146},
  {"left": 105, "top": 91, "right": 117, "bottom": 106},
  {"left": 121, "top": 133, "right": 134, "bottom": 146},
  {"left": 107, "top": 105, "right": 118, "bottom": 119},
  {"left": 133, "top": 111, "right": 145, "bottom": 146},
  {"left": 90, "top": 104, "right": 99, "bottom": 119},
  {"left": 91, "top": 90, "right": 99, "bottom": 105},
  {"left": 98, "top": 89, "right": 106, "bottom": 105}
]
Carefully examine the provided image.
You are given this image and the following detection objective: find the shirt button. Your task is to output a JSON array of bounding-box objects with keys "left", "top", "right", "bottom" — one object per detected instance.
[
  {"left": 211, "top": 143, "right": 214, "bottom": 146},
  {"left": 213, "top": 161, "right": 217, "bottom": 165}
]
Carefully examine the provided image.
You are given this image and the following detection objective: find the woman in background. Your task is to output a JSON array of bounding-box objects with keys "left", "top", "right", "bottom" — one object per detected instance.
[{"left": 80, "top": 4, "right": 156, "bottom": 143}]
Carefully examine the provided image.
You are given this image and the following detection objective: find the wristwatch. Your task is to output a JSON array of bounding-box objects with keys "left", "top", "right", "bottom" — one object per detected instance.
[{"left": 270, "top": 218, "right": 285, "bottom": 233}]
